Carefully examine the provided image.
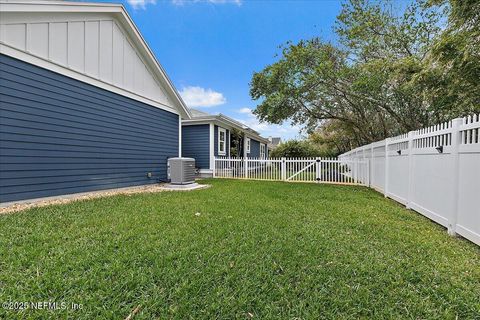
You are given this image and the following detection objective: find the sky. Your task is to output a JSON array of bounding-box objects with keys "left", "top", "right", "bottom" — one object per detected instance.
[{"left": 92, "top": 0, "right": 343, "bottom": 140}]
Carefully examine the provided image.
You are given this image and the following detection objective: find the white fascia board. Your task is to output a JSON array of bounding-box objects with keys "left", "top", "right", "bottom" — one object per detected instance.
[
  {"left": 216, "top": 114, "right": 262, "bottom": 137},
  {"left": 252, "top": 135, "right": 270, "bottom": 144},
  {"left": 0, "top": 1, "right": 123, "bottom": 12},
  {"left": 182, "top": 116, "right": 270, "bottom": 143},
  {"left": 216, "top": 114, "right": 269, "bottom": 143},
  {"left": 243, "top": 131, "right": 270, "bottom": 144},
  {"left": 182, "top": 117, "right": 217, "bottom": 126},
  {"left": 117, "top": 7, "right": 191, "bottom": 119},
  {"left": 217, "top": 114, "right": 246, "bottom": 129},
  {"left": 0, "top": 0, "right": 192, "bottom": 119},
  {"left": 184, "top": 116, "right": 245, "bottom": 133},
  {"left": 184, "top": 118, "right": 238, "bottom": 135},
  {"left": 184, "top": 114, "right": 248, "bottom": 131}
]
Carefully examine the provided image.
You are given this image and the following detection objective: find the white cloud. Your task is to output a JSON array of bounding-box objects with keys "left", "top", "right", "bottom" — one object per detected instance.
[
  {"left": 237, "top": 107, "right": 252, "bottom": 114},
  {"left": 241, "top": 119, "right": 302, "bottom": 140},
  {"left": 208, "top": 0, "right": 242, "bottom": 4},
  {"left": 127, "top": 0, "right": 156, "bottom": 9},
  {"left": 179, "top": 86, "right": 226, "bottom": 108},
  {"left": 172, "top": 0, "right": 241, "bottom": 6}
]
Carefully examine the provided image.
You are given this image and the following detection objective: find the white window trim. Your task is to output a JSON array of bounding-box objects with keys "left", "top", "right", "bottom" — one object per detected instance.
[
  {"left": 246, "top": 137, "right": 251, "bottom": 154},
  {"left": 218, "top": 127, "right": 227, "bottom": 156},
  {"left": 260, "top": 143, "right": 266, "bottom": 159}
]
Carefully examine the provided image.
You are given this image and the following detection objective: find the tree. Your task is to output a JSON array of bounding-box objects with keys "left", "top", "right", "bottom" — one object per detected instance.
[
  {"left": 270, "top": 140, "right": 323, "bottom": 158},
  {"left": 416, "top": 0, "right": 480, "bottom": 119},
  {"left": 250, "top": 0, "right": 479, "bottom": 154},
  {"left": 309, "top": 120, "right": 357, "bottom": 156}
]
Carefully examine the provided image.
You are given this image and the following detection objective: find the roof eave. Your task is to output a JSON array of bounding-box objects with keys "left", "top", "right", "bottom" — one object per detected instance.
[
  {"left": 116, "top": 6, "right": 191, "bottom": 119},
  {"left": 182, "top": 115, "right": 269, "bottom": 143},
  {"left": 0, "top": 0, "right": 192, "bottom": 119}
]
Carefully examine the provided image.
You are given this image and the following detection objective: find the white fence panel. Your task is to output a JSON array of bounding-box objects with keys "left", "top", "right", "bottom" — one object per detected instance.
[
  {"left": 214, "top": 157, "right": 369, "bottom": 186},
  {"left": 371, "top": 142, "right": 386, "bottom": 192},
  {"left": 286, "top": 158, "right": 316, "bottom": 183},
  {"left": 386, "top": 135, "right": 410, "bottom": 205},
  {"left": 456, "top": 115, "right": 480, "bottom": 244},
  {"left": 409, "top": 154, "right": 453, "bottom": 227},
  {"left": 339, "top": 114, "right": 480, "bottom": 246}
]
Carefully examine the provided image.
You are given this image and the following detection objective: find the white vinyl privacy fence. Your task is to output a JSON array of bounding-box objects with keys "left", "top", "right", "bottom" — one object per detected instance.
[
  {"left": 340, "top": 114, "right": 480, "bottom": 246},
  {"left": 214, "top": 157, "right": 369, "bottom": 185}
]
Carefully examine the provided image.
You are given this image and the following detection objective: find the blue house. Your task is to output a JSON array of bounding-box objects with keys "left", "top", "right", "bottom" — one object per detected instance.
[
  {"left": 182, "top": 109, "right": 269, "bottom": 177},
  {"left": 0, "top": 1, "right": 191, "bottom": 202},
  {"left": 0, "top": 1, "right": 270, "bottom": 202}
]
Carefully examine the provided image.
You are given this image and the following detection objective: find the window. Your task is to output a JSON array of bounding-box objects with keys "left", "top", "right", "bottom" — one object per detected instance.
[
  {"left": 246, "top": 138, "right": 251, "bottom": 154},
  {"left": 260, "top": 143, "right": 266, "bottom": 159},
  {"left": 218, "top": 127, "right": 226, "bottom": 155}
]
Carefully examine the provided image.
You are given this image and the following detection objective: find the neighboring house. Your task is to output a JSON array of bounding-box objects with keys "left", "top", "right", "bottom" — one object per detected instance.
[
  {"left": 268, "top": 137, "right": 282, "bottom": 151},
  {"left": 182, "top": 109, "right": 270, "bottom": 177},
  {"left": 0, "top": 1, "right": 191, "bottom": 202}
]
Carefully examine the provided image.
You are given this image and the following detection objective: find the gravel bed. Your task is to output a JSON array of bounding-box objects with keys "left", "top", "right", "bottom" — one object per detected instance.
[{"left": 0, "top": 184, "right": 170, "bottom": 215}]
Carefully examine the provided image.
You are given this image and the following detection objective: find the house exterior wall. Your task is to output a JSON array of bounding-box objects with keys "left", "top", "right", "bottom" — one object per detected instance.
[
  {"left": 248, "top": 138, "right": 261, "bottom": 158},
  {"left": 214, "top": 125, "right": 230, "bottom": 157},
  {"left": 0, "top": 12, "right": 178, "bottom": 113},
  {"left": 0, "top": 54, "right": 179, "bottom": 202},
  {"left": 181, "top": 124, "right": 210, "bottom": 170}
]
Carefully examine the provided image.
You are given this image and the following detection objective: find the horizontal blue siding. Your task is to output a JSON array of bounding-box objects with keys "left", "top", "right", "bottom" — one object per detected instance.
[
  {"left": 248, "top": 138, "right": 261, "bottom": 158},
  {"left": 0, "top": 54, "right": 179, "bottom": 202},
  {"left": 182, "top": 124, "right": 210, "bottom": 169},
  {"left": 214, "top": 125, "right": 230, "bottom": 157}
]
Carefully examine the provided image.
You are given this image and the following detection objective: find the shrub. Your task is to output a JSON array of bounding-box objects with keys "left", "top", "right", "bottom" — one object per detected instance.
[{"left": 270, "top": 140, "right": 322, "bottom": 158}]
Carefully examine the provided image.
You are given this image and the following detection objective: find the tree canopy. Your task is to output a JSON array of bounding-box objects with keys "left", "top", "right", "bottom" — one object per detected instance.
[
  {"left": 269, "top": 140, "right": 324, "bottom": 158},
  {"left": 250, "top": 0, "right": 480, "bottom": 154}
]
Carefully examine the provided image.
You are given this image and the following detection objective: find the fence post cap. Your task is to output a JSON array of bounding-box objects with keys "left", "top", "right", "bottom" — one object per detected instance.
[{"left": 451, "top": 117, "right": 463, "bottom": 126}]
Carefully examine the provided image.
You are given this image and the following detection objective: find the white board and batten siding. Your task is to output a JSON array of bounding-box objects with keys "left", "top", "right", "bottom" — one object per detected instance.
[
  {"left": 0, "top": 10, "right": 178, "bottom": 115},
  {"left": 340, "top": 114, "right": 480, "bottom": 246}
]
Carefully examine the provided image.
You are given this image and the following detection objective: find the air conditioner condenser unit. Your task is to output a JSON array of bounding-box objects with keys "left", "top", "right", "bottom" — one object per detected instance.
[{"left": 167, "top": 157, "right": 196, "bottom": 185}]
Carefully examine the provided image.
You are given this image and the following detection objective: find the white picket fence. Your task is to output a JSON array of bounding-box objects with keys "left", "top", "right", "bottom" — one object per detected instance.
[
  {"left": 340, "top": 114, "right": 480, "bottom": 246},
  {"left": 213, "top": 157, "right": 369, "bottom": 185}
]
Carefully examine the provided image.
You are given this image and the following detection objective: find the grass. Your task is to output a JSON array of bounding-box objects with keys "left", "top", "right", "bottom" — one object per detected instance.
[{"left": 0, "top": 179, "right": 479, "bottom": 319}]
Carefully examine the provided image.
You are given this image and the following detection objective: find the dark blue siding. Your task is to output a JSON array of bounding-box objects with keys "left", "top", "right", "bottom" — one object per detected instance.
[
  {"left": 214, "top": 125, "right": 229, "bottom": 157},
  {"left": 0, "top": 54, "right": 179, "bottom": 202},
  {"left": 182, "top": 124, "right": 210, "bottom": 169},
  {"left": 248, "top": 138, "right": 261, "bottom": 157}
]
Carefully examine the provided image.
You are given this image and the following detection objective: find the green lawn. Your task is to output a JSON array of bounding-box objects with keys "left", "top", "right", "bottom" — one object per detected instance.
[{"left": 0, "top": 179, "right": 479, "bottom": 319}]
